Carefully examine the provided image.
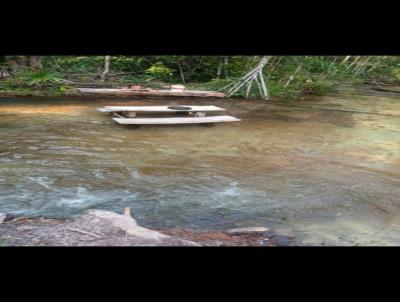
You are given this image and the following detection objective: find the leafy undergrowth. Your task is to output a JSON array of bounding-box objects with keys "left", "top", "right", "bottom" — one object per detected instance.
[
  {"left": 0, "top": 70, "right": 75, "bottom": 97},
  {"left": 1, "top": 60, "right": 399, "bottom": 100},
  {"left": 187, "top": 77, "right": 340, "bottom": 100}
]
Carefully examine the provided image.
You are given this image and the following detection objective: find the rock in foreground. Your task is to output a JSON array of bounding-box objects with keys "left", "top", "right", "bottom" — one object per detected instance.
[
  {"left": 0, "top": 209, "right": 199, "bottom": 246},
  {"left": 0, "top": 209, "right": 294, "bottom": 246}
]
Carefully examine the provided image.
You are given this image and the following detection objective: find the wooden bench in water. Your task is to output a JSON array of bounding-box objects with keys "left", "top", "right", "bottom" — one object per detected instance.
[
  {"left": 97, "top": 105, "right": 240, "bottom": 125},
  {"left": 99, "top": 105, "right": 225, "bottom": 113},
  {"left": 112, "top": 115, "right": 240, "bottom": 125}
]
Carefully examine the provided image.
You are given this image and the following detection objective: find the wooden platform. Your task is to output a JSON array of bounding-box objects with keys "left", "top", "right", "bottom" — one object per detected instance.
[
  {"left": 78, "top": 88, "right": 225, "bottom": 98},
  {"left": 98, "top": 105, "right": 240, "bottom": 126},
  {"left": 97, "top": 105, "right": 225, "bottom": 113},
  {"left": 112, "top": 115, "right": 240, "bottom": 125}
]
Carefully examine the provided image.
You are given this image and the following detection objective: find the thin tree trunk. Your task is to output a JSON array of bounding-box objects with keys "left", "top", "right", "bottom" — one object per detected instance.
[
  {"left": 225, "top": 56, "right": 270, "bottom": 100},
  {"left": 254, "top": 75, "right": 263, "bottom": 97},
  {"left": 29, "top": 56, "right": 42, "bottom": 71},
  {"left": 353, "top": 56, "right": 373, "bottom": 76},
  {"left": 284, "top": 57, "right": 307, "bottom": 88},
  {"left": 347, "top": 56, "right": 361, "bottom": 70},
  {"left": 341, "top": 55, "right": 351, "bottom": 64},
  {"left": 246, "top": 80, "right": 253, "bottom": 98},
  {"left": 367, "top": 56, "right": 385, "bottom": 72},
  {"left": 177, "top": 62, "right": 185, "bottom": 83},
  {"left": 216, "top": 57, "right": 223, "bottom": 79},
  {"left": 269, "top": 56, "right": 283, "bottom": 72},
  {"left": 101, "top": 56, "right": 111, "bottom": 81},
  {"left": 5, "top": 56, "right": 27, "bottom": 73},
  {"left": 224, "top": 56, "right": 229, "bottom": 79},
  {"left": 258, "top": 71, "right": 269, "bottom": 99},
  {"left": 327, "top": 57, "right": 337, "bottom": 72}
]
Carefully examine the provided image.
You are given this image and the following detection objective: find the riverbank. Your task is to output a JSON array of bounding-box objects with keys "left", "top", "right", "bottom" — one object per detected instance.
[
  {"left": 1, "top": 82, "right": 399, "bottom": 100},
  {"left": 2, "top": 56, "right": 400, "bottom": 101},
  {"left": 0, "top": 209, "right": 293, "bottom": 246}
]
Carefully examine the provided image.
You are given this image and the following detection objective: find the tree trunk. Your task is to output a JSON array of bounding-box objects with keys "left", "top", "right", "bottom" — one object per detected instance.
[
  {"left": 269, "top": 56, "right": 283, "bottom": 72},
  {"left": 368, "top": 56, "right": 385, "bottom": 72},
  {"left": 177, "top": 62, "right": 185, "bottom": 83},
  {"left": 5, "top": 56, "right": 27, "bottom": 73},
  {"left": 216, "top": 57, "right": 223, "bottom": 79},
  {"left": 101, "top": 56, "right": 111, "bottom": 81},
  {"left": 29, "top": 56, "right": 42, "bottom": 71},
  {"left": 224, "top": 56, "right": 229, "bottom": 79},
  {"left": 353, "top": 56, "right": 373, "bottom": 76},
  {"left": 225, "top": 56, "right": 270, "bottom": 100},
  {"left": 341, "top": 56, "right": 351, "bottom": 64},
  {"left": 347, "top": 56, "right": 361, "bottom": 70},
  {"left": 284, "top": 57, "right": 307, "bottom": 88}
]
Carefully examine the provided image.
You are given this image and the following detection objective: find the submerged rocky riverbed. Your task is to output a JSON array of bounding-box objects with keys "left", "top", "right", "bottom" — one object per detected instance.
[{"left": 0, "top": 92, "right": 399, "bottom": 246}]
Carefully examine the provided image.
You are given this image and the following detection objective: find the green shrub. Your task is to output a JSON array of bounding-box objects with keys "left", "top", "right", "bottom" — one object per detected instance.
[
  {"left": 145, "top": 62, "right": 175, "bottom": 81},
  {"left": 301, "top": 79, "right": 335, "bottom": 96},
  {"left": 20, "top": 70, "right": 65, "bottom": 87}
]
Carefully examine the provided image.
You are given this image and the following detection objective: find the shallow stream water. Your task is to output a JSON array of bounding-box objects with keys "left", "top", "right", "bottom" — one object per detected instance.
[{"left": 1, "top": 94, "right": 399, "bottom": 245}]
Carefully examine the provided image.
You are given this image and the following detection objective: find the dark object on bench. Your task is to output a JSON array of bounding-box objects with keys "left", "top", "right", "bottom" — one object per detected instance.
[{"left": 168, "top": 106, "right": 192, "bottom": 110}]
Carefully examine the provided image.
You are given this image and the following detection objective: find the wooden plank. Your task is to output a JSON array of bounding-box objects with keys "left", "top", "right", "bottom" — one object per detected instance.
[
  {"left": 96, "top": 107, "right": 113, "bottom": 112},
  {"left": 77, "top": 88, "right": 225, "bottom": 98},
  {"left": 112, "top": 115, "right": 241, "bottom": 125},
  {"left": 103, "top": 105, "right": 225, "bottom": 112}
]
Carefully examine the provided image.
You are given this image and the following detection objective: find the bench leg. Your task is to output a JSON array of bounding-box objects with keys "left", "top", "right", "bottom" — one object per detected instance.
[
  {"left": 189, "top": 112, "right": 207, "bottom": 117},
  {"left": 123, "top": 111, "right": 137, "bottom": 118},
  {"left": 113, "top": 112, "right": 124, "bottom": 118}
]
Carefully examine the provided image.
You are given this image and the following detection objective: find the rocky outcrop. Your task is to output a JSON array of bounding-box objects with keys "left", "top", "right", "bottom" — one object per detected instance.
[
  {"left": 0, "top": 209, "right": 294, "bottom": 246},
  {"left": 0, "top": 213, "right": 6, "bottom": 224},
  {"left": 0, "top": 208, "right": 199, "bottom": 246}
]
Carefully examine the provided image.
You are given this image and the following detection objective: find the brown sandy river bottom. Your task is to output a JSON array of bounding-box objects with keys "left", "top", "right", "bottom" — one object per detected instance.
[{"left": 0, "top": 93, "right": 399, "bottom": 245}]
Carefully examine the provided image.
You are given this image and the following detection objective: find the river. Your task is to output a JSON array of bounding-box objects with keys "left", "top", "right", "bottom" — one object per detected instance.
[{"left": 0, "top": 93, "right": 399, "bottom": 245}]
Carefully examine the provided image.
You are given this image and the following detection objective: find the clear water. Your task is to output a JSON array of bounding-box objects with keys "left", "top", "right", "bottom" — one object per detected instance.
[{"left": 1, "top": 95, "right": 400, "bottom": 245}]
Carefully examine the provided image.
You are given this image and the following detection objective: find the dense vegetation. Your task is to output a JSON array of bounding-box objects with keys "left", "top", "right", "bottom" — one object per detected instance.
[{"left": 0, "top": 56, "right": 399, "bottom": 99}]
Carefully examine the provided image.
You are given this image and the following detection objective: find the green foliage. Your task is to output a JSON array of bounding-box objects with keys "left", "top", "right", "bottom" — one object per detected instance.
[
  {"left": 145, "top": 62, "right": 174, "bottom": 81},
  {"left": 0, "top": 68, "right": 73, "bottom": 96},
  {"left": 2, "top": 55, "right": 400, "bottom": 99},
  {"left": 186, "top": 78, "right": 235, "bottom": 91},
  {"left": 301, "top": 79, "right": 336, "bottom": 96},
  {"left": 44, "top": 56, "right": 105, "bottom": 73},
  {"left": 20, "top": 70, "right": 65, "bottom": 87}
]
